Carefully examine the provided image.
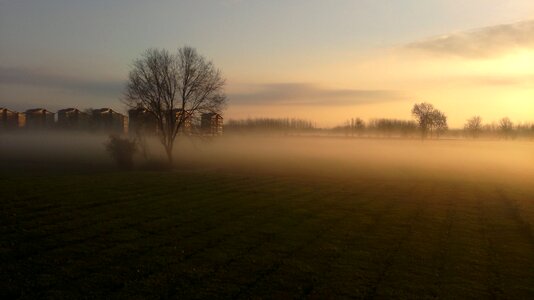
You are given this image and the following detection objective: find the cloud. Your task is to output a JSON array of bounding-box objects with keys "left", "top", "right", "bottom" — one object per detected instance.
[
  {"left": 406, "top": 20, "right": 534, "bottom": 58},
  {"left": 0, "top": 68, "right": 404, "bottom": 107},
  {"left": 0, "top": 67, "right": 125, "bottom": 97},
  {"left": 229, "top": 83, "right": 403, "bottom": 106}
]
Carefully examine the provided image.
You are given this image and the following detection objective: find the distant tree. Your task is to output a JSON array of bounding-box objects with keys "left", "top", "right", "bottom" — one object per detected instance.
[
  {"left": 412, "top": 102, "right": 447, "bottom": 139},
  {"left": 124, "top": 47, "right": 226, "bottom": 164},
  {"left": 368, "top": 118, "right": 417, "bottom": 137},
  {"left": 464, "top": 116, "right": 483, "bottom": 139},
  {"left": 226, "top": 118, "right": 314, "bottom": 132},
  {"left": 343, "top": 118, "right": 366, "bottom": 136},
  {"left": 411, "top": 103, "right": 434, "bottom": 139},
  {"left": 499, "top": 117, "right": 514, "bottom": 139},
  {"left": 431, "top": 110, "right": 448, "bottom": 138},
  {"left": 516, "top": 122, "right": 534, "bottom": 138},
  {"left": 529, "top": 124, "right": 534, "bottom": 137},
  {"left": 353, "top": 118, "right": 365, "bottom": 136},
  {"left": 105, "top": 135, "right": 137, "bottom": 170}
]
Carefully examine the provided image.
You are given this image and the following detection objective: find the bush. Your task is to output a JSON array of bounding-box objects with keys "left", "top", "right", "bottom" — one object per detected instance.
[{"left": 105, "top": 135, "right": 137, "bottom": 169}]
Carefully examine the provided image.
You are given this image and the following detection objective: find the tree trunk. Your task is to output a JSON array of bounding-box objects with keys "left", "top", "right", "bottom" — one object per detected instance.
[{"left": 165, "top": 144, "right": 173, "bottom": 166}]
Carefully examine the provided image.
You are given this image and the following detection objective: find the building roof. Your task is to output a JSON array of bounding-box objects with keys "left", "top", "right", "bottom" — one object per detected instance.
[
  {"left": 26, "top": 108, "right": 54, "bottom": 114},
  {"left": 58, "top": 108, "right": 81, "bottom": 113},
  {"left": 202, "top": 112, "right": 223, "bottom": 119},
  {"left": 96, "top": 108, "right": 116, "bottom": 114},
  {"left": 94, "top": 108, "right": 125, "bottom": 117},
  {"left": 128, "top": 107, "right": 150, "bottom": 113}
]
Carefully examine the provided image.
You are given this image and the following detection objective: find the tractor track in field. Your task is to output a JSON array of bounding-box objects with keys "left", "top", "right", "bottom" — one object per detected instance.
[
  {"left": 496, "top": 188, "right": 534, "bottom": 249},
  {"left": 140, "top": 186, "right": 381, "bottom": 298},
  {"left": 301, "top": 184, "right": 419, "bottom": 299},
  {"left": 1, "top": 180, "right": 223, "bottom": 233},
  {"left": 31, "top": 192, "right": 285, "bottom": 297},
  {"left": 229, "top": 210, "right": 353, "bottom": 299},
  {"left": 35, "top": 181, "right": 345, "bottom": 297},
  {"left": 360, "top": 184, "right": 432, "bottom": 300},
  {"left": 1, "top": 184, "right": 185, "bottom": 241},
  {"left": 119, "top": 193, "right": 322, "bottom": 297},
  {"left": 1, "top": 179, "right": 164, "bottom": 218},
  {"left": 231, "top": 184, "right": 420, "bottom": 299},
  {"left": 4, "top": 189, "right": 232, "bottom": 262},
  {"left": 1, "top": 172, "right": 247, "bottom": 229},
  {"left": 7, "top": 202, "right": 238, "bottom": 298},
  {"left": 3, "top": 176, "right": 266, "bottom": 263},
  {"left": 6, "top": 180, "right": 285, "bottom": 297},
  {"left": 430, "top": 183, "right": 458, "bottom": 299},
  {"left": 475, "top": 191, "right": 505, "bottom": 299},
  {"left": 226, "top": 185, "right": 389, "bottom": 300}
]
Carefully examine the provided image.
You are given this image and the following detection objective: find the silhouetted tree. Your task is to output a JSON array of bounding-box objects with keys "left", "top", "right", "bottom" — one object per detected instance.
[
  {"left": 412, "top": 103, "right": 447, "bottom": 139},
  {"left": 411, "top": 103, "right": 434, "bottom": 139},
  {"left": 105, "top": 135, "right": 137, "bottom": 170},
  {"left": 499, "top": 117, "right": 514, "bottom": 139},
  {"left": 124, "top": 47, "right": 226, "bottom": 164},
  {"left": 339, "top": 118, "right": 366, "bottom": 136},
  {"left": 351, "top": 118, "right": 366, "bottom": 136},
  {"left": 431, "top": 110, "right": 448, "bottom": 138},
  {"left": 464, "top": 116, "right": 483, "bottom": 139},
  {"left": 368, "top": 118, "right": 417, "bottom": 137},
  {"left": 515, "top": 122, "right": 534, "bottom": 138},
  {"left": 226, "top": 118, "right": 314, "bottom": 133}
]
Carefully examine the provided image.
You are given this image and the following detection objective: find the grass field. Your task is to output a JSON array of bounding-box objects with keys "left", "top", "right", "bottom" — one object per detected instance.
[{"left": 2, "top": 167, "right": 534, "bottom": 299}]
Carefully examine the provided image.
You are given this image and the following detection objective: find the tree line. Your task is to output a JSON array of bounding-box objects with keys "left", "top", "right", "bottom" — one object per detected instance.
[
  {"left": 226, "top": 103, "right": 533, "bottom": 140},
  {"left": 464, "top": 116, "right": 533, "bottom": 139},
  {"left": 226, "top": 118, "right": 315, "bottom": 132},
  {"left": 333, "top": 118, "right": 417, "bottom": 137}
]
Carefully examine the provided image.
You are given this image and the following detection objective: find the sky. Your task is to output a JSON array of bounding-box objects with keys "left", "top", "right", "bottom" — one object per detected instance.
[{"left": 1, "top": 0, "right": 534, "bottom": 127}]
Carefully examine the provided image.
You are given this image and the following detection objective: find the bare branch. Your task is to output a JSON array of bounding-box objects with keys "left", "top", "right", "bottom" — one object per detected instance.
[{"left": 124, "top": 46, "right": 227, "bottom": 164}]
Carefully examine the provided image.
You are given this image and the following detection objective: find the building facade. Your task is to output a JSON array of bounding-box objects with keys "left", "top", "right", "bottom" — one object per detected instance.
[
  {"left": 92, "top": 108, "right": 126, "bottom": 133},
  {"left": 201, "top": 113, "right": 223, "bottom": 136},
  {"left": 128, "top": 108, "right": 158, "bottom": 135},
  {"left": 57, "top": 108, "right": 89, "bottom": 130},
  {"left": 0, "top": 108, "right": 19, "bottom": 130},
  {"left": 173, "top": 109, "right": 193, "bottom": 135},
  {"left": 25, "top": 108, "right": 55, "bottom": 129}
]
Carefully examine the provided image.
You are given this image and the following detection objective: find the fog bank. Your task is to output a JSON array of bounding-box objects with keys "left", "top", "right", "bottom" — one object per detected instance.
[{"left": 1, "top": 132, "right": 533, "bottom": 188}]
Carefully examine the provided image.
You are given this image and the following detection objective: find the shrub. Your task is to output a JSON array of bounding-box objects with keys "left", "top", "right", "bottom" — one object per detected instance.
[{"left": 105, "top": 135, "right": 137, "bottom": 169}]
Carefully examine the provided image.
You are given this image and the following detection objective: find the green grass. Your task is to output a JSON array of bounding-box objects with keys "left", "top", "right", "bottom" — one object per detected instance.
[{"left": 1, "top": 170, "right": 533, "bottom": 299}]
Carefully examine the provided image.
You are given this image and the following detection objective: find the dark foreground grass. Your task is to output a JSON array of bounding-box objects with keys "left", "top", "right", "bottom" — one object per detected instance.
[{"left": 1, "top": 170, "right": 534, "bottom": 299}]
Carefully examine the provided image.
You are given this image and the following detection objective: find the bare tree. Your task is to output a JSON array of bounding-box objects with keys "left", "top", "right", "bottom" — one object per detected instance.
[
  {"left": 431, "top": 110, "right": 448, "bottom": 138},
  {"left": 411, "top": 102, "right": 435, "bottom": 139},
  {"left": 124, "top": 47, "right": 226, "bottom": 164},
  {"left": 354, "top": 118, "right": 365, "bottom": 136},
  {"left": 464, "top": 116, "right": 483, "bottom": 139},
  {"left": 105, "top": 135, "right": 138, "bottom": 170},
  {"left": 411, "top": 103, "right": 448, "bottom": 139},
  {"left": 499, "top": 117, "right": 514, "bottom": 139}
]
